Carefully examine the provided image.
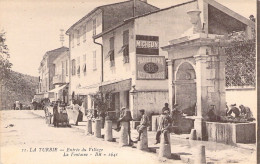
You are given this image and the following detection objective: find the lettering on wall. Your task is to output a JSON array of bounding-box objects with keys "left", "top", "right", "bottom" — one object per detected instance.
[
  {"left": 136, "top": 35, "right": 159, "bottom": 55},
  {"left": 136, "top": 56, "right": 166, "bottom": 80}
]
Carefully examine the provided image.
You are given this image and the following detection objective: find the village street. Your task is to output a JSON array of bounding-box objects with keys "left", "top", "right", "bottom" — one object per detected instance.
[
  {"left": 0, "top": 110, "right": 256, "bottom": 164},
  {"left": 0, "top": 110, "right": 180, "bottom": 164}
]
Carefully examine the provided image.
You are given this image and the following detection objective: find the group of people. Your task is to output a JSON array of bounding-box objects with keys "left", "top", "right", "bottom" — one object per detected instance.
[
  {"left": 206, "top": 103, "right": 255, "bottom": 122},
  {"left": 113, "top": 103, "right": 178, "bottom": 145},
  {"left": 226, "top": 103, "right": 254, "bottom": 121},
  {"left": 13, "top": 101, "right": 23, "bottom": 110}
]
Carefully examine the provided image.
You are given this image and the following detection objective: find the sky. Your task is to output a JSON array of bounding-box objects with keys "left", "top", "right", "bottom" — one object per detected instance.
[{"left": 0, "top": 0, "right": 256, "bottom": 76}]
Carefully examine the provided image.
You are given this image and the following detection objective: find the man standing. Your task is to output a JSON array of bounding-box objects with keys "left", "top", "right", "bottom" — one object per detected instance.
[
  {"left": 162, "top": 103, "right": 170, "bottom": 113},
  {"left": 155, "top": 110, "right": 172, "bottom": 144},
  {"left": 115, "top": 107, "right": 133, "bottom": 144},
  {"left": 20, "top": 103, "right": 22, "bottom": 110},
  {"left": 135, "top": 109, "right": 149, "bottom": 142}
]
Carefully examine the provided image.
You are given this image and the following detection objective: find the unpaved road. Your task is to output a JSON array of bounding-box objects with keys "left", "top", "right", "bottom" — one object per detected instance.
[{"left": 0, "top": 110, "right": 183, "bottom": 164}]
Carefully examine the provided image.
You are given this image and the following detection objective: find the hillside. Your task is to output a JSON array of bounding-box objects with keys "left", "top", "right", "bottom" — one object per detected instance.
[{"left": 0, "top": 71, "right": 38, "bottom": 109}]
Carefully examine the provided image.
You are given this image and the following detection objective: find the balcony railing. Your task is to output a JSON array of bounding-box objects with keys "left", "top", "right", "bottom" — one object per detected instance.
[{"left": 53, "top": 74, "right": 66, "bottom": 85}]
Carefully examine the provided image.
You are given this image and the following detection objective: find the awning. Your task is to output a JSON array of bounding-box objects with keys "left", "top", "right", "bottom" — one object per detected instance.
[
  {"left": 48, "top": 84, "right": 68, "bottom": 94},
  {"left": 33, "top": 94, "right": 44, "bottom": 99},
  {"left": 76, "top": 85, "right": 99, "bottom": 95},
  {"left": 100, "top": 79, "right": 131, "bottom": 93}
]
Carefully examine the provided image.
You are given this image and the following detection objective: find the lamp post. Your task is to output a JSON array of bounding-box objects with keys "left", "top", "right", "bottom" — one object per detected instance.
[{"left": 130, "top": 85, "right": 137, "bottom": 118}]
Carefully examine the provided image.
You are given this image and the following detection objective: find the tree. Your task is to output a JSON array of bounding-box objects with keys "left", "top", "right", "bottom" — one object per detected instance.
[
  {"left": 90, "top": 90, "right": 112, "bottom": 114},
  {"left": 0, "top": 31, "right": 12, "bottom": 110},
  {"left": 0, "top": 31, "right": 12, "bottom": 82}
]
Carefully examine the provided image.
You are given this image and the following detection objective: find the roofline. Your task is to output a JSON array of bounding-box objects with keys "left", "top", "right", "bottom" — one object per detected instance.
[
  {"left": 65, "top": 7, "right": 102, "bottom": 35},
  {"left": 137, "top": 0, "right": 159, "bottom": 10},
  {"left": 93, "top": 0, "right": 196, "bottom": 39},
  {"left": 46, "top": 46, "right": 69, "bottom": 54},
  {"left": 205, "top": 0, "right": 255, "bottom": 28},
  {"left": 93, "top": 21, "right": 131, "bottom": 39},
  {"left": 38, "top": 46, "right": 69, "bottom": 70},
  {"left": 125, "top": 0, "right": 196, "bottom": 21},
  {"left": 65, "top": 0, "right": 158, "bottom": 35}
]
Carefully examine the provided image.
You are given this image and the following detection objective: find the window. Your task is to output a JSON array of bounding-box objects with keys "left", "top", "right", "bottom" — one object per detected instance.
[
  {"left": 62, "top": 61, "right": 65, "bottom": 76},
  {"left": 123, "top": 30, "right": 129, "bottom": 63},
  {"left": 119, "top": 30, "right": 129, "bottom": 63},
  {"left": 93, "top": 51, "right": 97, "bottom": 70},
  {"left": 93, "top": 19, "right": 96, "bottom": 36},
  {"left": 53, "top": 64, "right": 56, "bottom": 76},
  {"left": 72, "top": 59, "right": 76, "bottom": 75},
  {"left": 83, "top": 25, "right": 86, "bottom": 42},
  {"left": 165, "top": 59, "right": 168, "bottom": 79},
  {"left": 77, "top": 29, "right": 80, "bottom": 45},
  {"left": 109, "top": 37, "right": 115, "bottom": 67},
  {"left": 71, "top": 33, "right": 74, "bottom": 48},
  {"left": 77, "top": 56, "right": 80, "bottom": 75},
  {"left": 66, "top": 60, "right": 68, "bottom": 76},
  {"left": 83, "top": 54, "right": 86, "bottom": 75}
]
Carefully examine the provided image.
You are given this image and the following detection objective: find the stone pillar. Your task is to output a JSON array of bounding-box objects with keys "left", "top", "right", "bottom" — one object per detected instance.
[
  {"left": 159, "top": 132, "right": 171, "bottom": 158},
  {"left": 130, "top": 88, "right": 138, "bottom": 119},
  {"left": 120, "top": 91, "right": 127, "bottom": 109},
  {"left": 217, "top": 53, "right": 227, "bottom": 116},
  {"left": 94, "top": 119, "right": 102, "bottom": 138},
  {"left": 195, "top": 145, "right": 206, "bottom": 164},
  {"left": 152, "top": 115, "right": 158, "bottom": 131},
  {"left": 91, "top": 120, "right": 95, "bottom": 135},
  {"left": 104, "top": 120, "right": 113, "bottom": 141},
  {"left": 85, "top": 119, "right": 92, "bottom": 135},
  {"left": 194, "top": 51, "right": 208, "bottom": 117},
  {"left": 189, "top": 129, "right": 197, "bottom": 140},
  {"left": 194, "top": 49, "right": 208, "bottom": 140},
  {"left": 119, "top": 122, "right": 129, "bottom": 146},
  {"left": 137, "top": 127, "right": 148, "bottom": 150},
  {"left": 167, "top": 59, "right": 175, "bottom": 109}
]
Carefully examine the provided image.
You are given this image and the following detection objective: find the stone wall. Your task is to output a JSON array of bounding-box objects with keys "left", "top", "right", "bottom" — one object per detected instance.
[
  {"left": 131, "top": 90, "right": 168, "bottom": 119},
  {"left": 206, "top": 122, "right": 256, "bottom": 145}
]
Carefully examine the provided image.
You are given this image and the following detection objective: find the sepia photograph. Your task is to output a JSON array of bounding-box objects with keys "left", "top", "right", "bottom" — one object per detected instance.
[{"left": 0, "top": 0, "right": 257, "bottom": 163}]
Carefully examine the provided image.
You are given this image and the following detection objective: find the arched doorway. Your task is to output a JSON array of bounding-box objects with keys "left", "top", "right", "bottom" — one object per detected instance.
[{"left": 175, "top": 62, "right": 196, "bottom": 116}]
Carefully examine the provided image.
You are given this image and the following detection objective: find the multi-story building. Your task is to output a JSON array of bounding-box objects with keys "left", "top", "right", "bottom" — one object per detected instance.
[
  {"left": 49, "top": 50, "right": 70, "bottom": 103},
  {"left": 66, "top": 0, "right": 159, "bottom": 109},
  {"left": 36, "top": 46, "right": 69, "bottom": 100},
  {"left": 66, "top": 0, "right": 254, "bottom": 120},
  {"left": 93, "top": 0, "right": 254, "bottom": 119}
]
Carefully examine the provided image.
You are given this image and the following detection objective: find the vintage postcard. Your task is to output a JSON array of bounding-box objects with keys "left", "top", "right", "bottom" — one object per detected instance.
[{"left": 0, "top": 0, "right": 257, "bottom": 163}]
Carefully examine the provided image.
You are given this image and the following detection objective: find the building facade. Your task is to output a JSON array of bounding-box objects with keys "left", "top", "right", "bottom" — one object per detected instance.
[
  {"left": 94, "top": 0, "right": 201, "bottom": 118},
  {"left": 49, "top": 50, "right": 70, "bottom": 103},
  {"left": 66, "top": 0, "right": 159, "bottom": 110},
  {"left": 36, "top": 46, "right": 69, "bottom": 100},
  {"left": 66, "top": 0, "right": 254, "bottom": 121}
]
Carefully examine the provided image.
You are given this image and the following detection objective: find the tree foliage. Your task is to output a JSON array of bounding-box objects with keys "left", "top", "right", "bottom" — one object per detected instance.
[
  {"left": 0, "top": 31, "right": 12, "bottom": 82},
  {"left": 90, "top": 90, "right": 112, "bottom": 113},
  {"left": 225, "top": 15, "right": 255, "bottom": 88}
]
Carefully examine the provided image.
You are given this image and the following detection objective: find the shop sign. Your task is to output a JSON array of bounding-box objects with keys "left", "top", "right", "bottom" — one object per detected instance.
[
  {"left": 136, "top": 35, "right": 159, "bottom": 55},
  {"left": 136, "top": 56, "right": 166, "bottom": 80}
]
